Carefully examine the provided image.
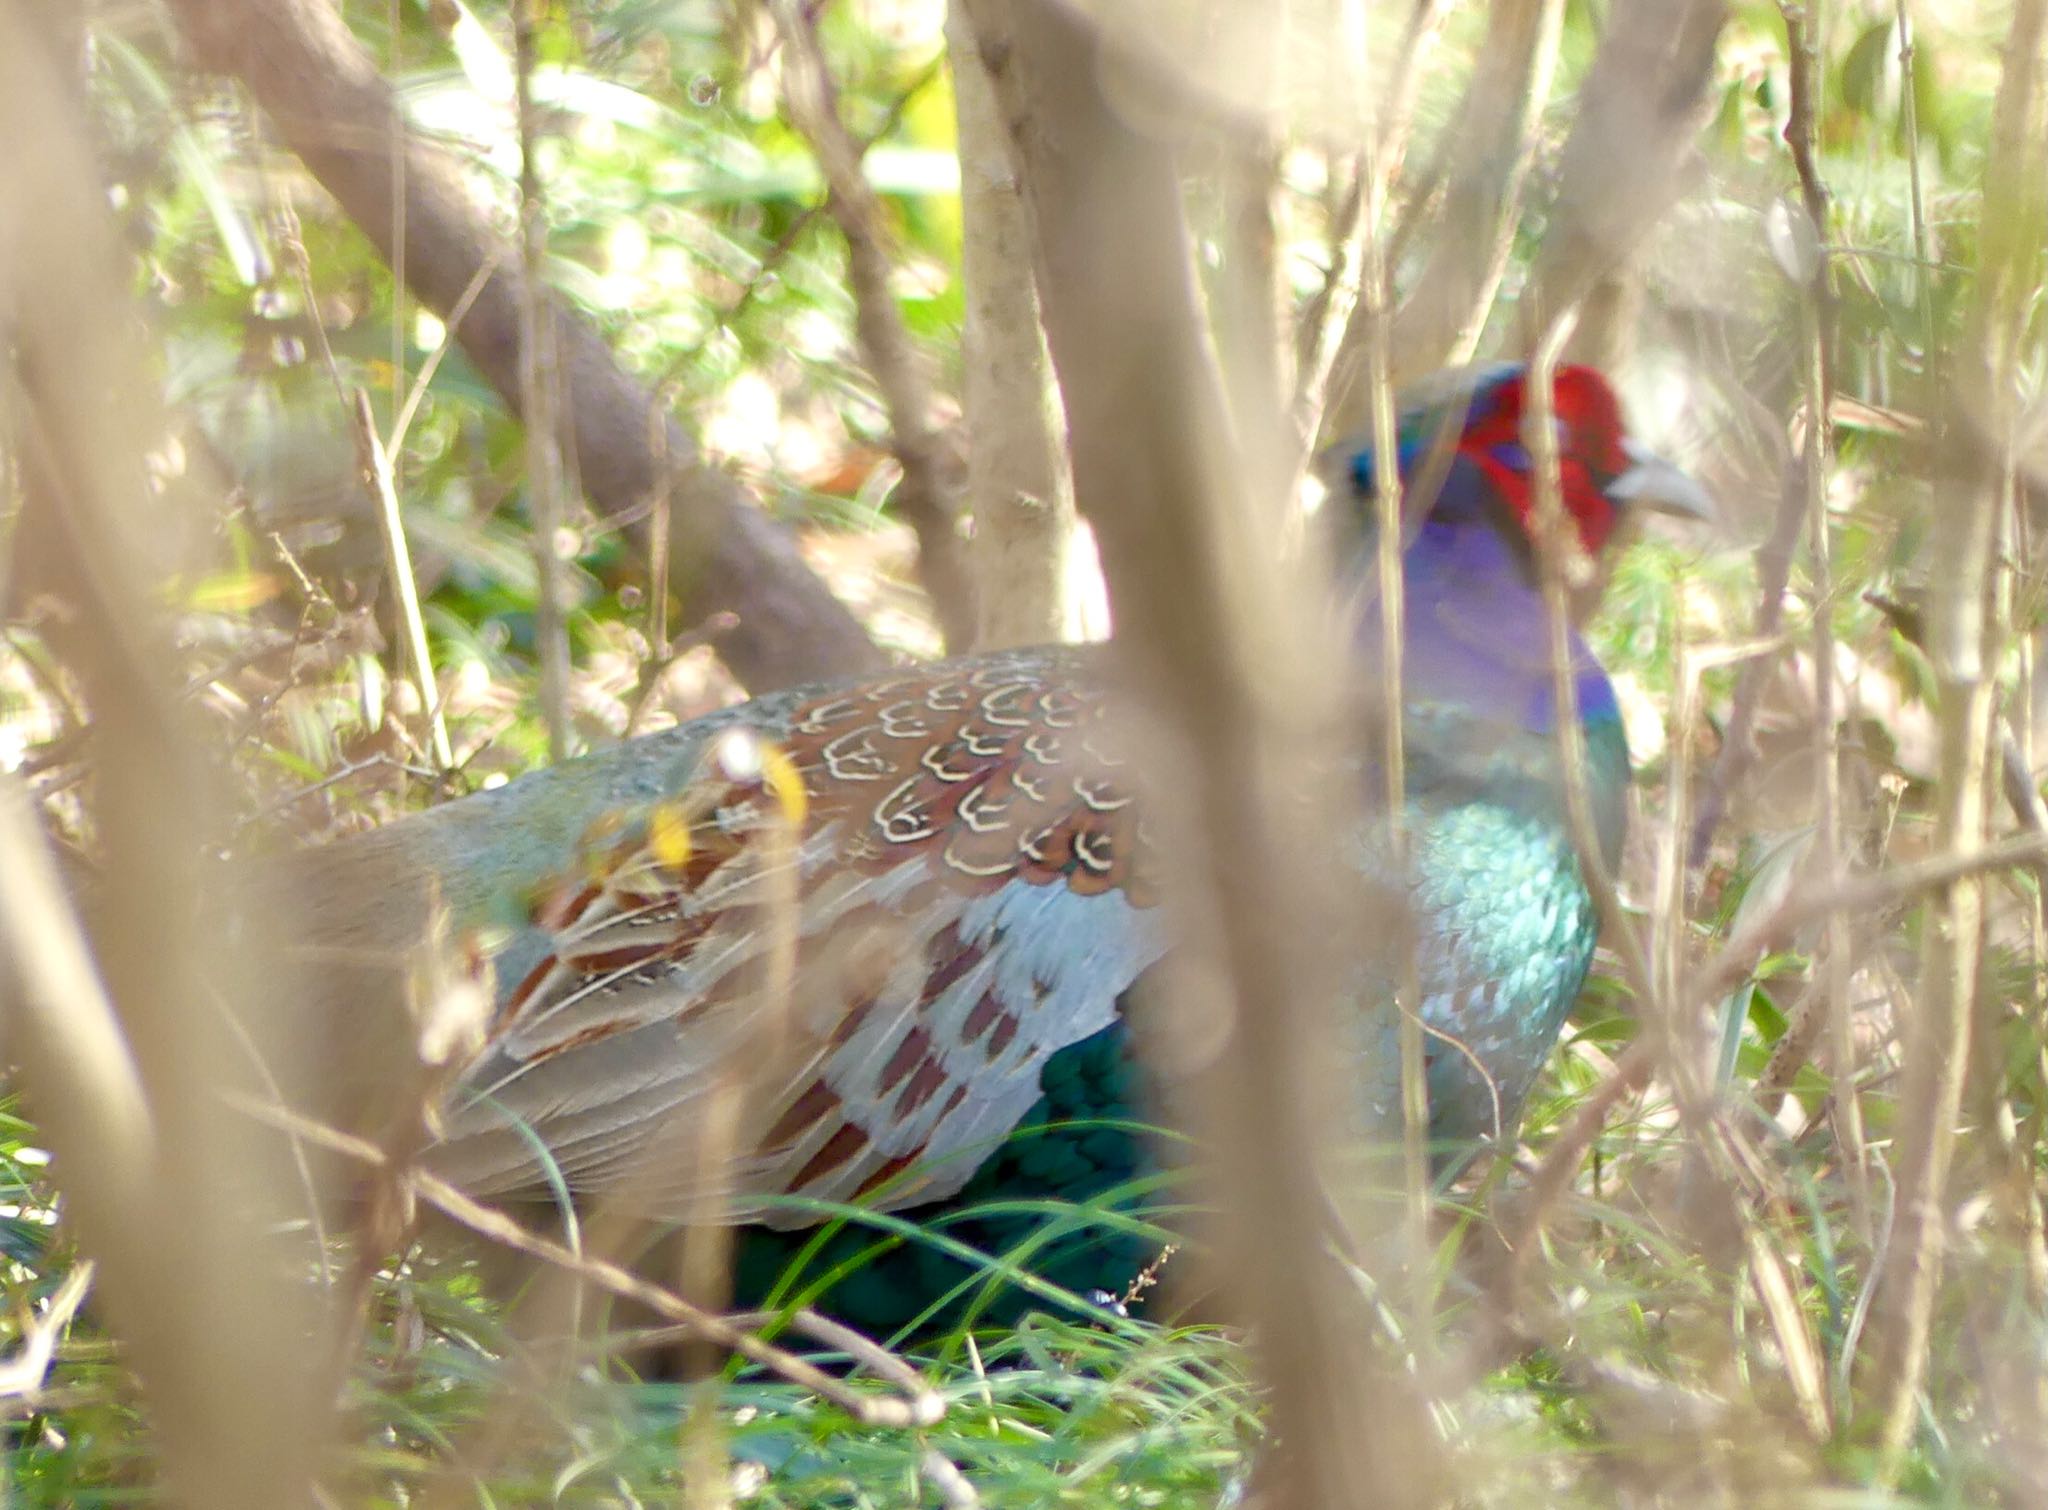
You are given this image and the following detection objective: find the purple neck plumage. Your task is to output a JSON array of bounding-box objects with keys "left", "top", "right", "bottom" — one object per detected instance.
[{"left": 1354, "top": 461, "right": 1621, "bottom": 736}]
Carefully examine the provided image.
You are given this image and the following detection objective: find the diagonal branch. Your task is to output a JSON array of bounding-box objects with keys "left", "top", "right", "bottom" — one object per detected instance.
[
  {"left": 1320, "top": 0, "right": 1565, "bottom": 443},
  {"left": 227, "top": 1095, "right": 944, "bottom": 1429},
  {"left": 770, "top": 0, "right": 978, "bottom": 650},
  {"left": 162, "top": 0, "right": 881, "bottom": 692},
  {"left": 1385, "top": 0, "right": 1564, "bottom": 381},
  {"left": 1295, "top": 0, "right": 1459, "bottom": 447}
]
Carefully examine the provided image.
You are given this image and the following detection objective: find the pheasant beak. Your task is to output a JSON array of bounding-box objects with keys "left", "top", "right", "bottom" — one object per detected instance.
[{"left": 1608, "top": 438, "right": 1715, "bottom": 522}]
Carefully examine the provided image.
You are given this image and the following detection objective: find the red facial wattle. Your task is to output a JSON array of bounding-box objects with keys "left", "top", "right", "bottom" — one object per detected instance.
[{"left": 1454, "top": 366, "right": 1630, "bottom": 556}]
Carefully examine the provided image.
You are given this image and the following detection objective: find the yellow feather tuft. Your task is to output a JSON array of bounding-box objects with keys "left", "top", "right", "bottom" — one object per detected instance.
[
  {"left": 648, "top": 802, "right": 694, "bottom": 869},
  {"left": 760, "top": 742, "right": 809, "bottom": 829}
]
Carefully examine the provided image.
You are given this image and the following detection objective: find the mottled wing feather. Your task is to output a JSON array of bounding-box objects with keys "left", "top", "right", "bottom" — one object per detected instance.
[{"left": 430, "top": 648, "right": 1171, "bottom": 1225}]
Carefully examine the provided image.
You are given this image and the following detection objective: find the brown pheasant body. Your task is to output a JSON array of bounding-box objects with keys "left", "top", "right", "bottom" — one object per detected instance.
[{"left": 436, "top": 645, "right": 1175, "bottom": 1232}]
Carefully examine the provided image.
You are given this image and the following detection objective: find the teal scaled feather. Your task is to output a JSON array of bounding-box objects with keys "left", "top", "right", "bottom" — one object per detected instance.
[{"left": 289, "top": 364, "right": 1702, "bottom": 1340}]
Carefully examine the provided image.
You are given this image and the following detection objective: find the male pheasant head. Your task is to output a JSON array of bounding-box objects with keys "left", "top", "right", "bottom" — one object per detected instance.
[
  {"left": 1329, "top": 363, "right": 1711, "bottom": 733},
  {"left": 1336, "top": 362, "right": 1711, "bottom": 579}
]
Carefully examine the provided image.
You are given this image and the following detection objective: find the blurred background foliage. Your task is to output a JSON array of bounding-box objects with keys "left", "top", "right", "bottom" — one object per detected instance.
[
  {"left": 32, "top": 0, "right": 2023, "bottom": 814},
  {"left": 3, "top": 0, "right": 2047, "bottom": 1502},
  {"left": 20, "top": 0, "right": 2020, "bottom": 818}
]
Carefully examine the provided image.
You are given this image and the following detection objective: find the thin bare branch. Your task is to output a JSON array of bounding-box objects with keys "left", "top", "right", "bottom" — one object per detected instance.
[
  {"left": 1295, "top": 0, "right": 1461, "bottom": 444},
  {"left": 771, "top": 0, "right": 977, "bottom": 649},
  {"left": 1776, "top": 6, "right": 1868, "bottom": 1227},
  {"left": 1692, "top": 830, "right": 2048, "bottom": 1017},
  {"left": 1347, "top": 93, "right": 1435, "bottom": 1291},
  {"left": 1527, "top": 310, "right": 1661, "bottom": 1019},
  {"left": 351, "top": 390, "right": 455, "bottom": 774},
  {"left": 1687, "top": 455, "right": 1805, "bottom": 867},
  {"left": 1506, "top": 1039, "right": 1655, "bottom": 1262},
  {"left": 1325, "top": 0, "right": 1564, "bottom": 434},
  {"left": 1389, "top": 0, "right": 1562, "bottom": 382},
  {"left": 228, "top": 1096, "right": 944, "bottom": 1429},
  {"left": 1210, "top": 0, "right": 1294, "bottom": 491},
  {"left": 514, "top": 0, "right": 572, "bottom": 760},
  {"left": 1522, "top": 0, "right": 1728, "bottom": 349}
]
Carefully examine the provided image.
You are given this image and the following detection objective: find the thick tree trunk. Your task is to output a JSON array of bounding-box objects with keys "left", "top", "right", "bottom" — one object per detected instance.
[{"left": 945, "top": 0, "right": 1079, "bottom": 650}]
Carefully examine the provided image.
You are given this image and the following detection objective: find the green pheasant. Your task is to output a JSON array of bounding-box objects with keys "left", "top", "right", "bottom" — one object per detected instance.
[{"left": 288, "top": 362, "right": 1706, "bottom": 1335}]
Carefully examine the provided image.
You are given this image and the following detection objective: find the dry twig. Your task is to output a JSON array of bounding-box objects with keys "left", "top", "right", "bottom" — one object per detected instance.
[
  {"left": 350, "top": 389, "right": 455, "bottom": 774},
  {"left": 1523, "top": 0, "right": 1727, "bottom": 355},
  {"left": 513, "top": 0, "right": 572, "bottom": 760},
  {"left": 1776, "top": 3, "right": 1869, "bottom": 1227},
  {"left": 1296, "top": 0, "right": 1461, "bottom": 444},
  {"left": 771, "top": 0, "right": 977, "bottom": 649},
  {"left": 1322, "top": 0, "right": 1564, "bottom": 436}
]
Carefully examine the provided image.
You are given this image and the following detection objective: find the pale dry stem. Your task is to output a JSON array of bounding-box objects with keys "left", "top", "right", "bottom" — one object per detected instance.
[
  {"left": 1866, "top": 0, "right": 2048, "bottom": 1472},
  {"left": 514, "top": 0, "right": 573, "bottom": 761},
  {"left": 0, "top": 13, "right": 336, "bottom": 1499},
  {"left": 350, "top": 388, "right": 455, "bottom": 774},
  {"left": 1774, "top": 8, "right": 1870, "bottom": 1231}
]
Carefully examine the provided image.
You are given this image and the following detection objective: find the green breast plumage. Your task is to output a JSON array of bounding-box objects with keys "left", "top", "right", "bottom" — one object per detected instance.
[{"left": 1402, "top": 704, "right": 1626, "bottom": 1143}]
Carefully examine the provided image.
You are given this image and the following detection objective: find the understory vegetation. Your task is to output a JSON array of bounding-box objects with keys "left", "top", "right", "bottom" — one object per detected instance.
[{"left": 2, "top": 0, "right": 2047, "bottom": 1504}]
